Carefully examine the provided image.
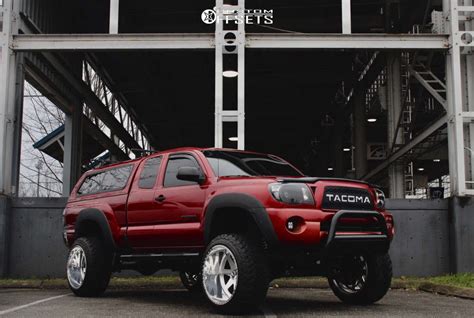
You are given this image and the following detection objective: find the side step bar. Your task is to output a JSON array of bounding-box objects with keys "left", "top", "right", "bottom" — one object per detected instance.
[{"left": 120, "top": 253, "right": 200, "bottom": 260}]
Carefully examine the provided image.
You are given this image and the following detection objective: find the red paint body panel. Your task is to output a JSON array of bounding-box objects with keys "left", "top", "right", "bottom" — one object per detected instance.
[{"left": 64, "top": 147, "right": 394, "bottom": 253}]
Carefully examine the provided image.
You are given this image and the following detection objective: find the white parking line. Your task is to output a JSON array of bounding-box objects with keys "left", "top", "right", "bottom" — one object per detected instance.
[{"left": 0, "top": 293, "right": 71, "bottom": 316}]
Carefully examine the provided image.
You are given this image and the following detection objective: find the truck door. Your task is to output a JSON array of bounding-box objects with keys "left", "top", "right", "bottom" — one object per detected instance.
[
  {"left": 126, "top": 155, "right": 164, "bottom": 249},
  {"left": 152, "top": 153, "right": 207, "bottom": 249}
]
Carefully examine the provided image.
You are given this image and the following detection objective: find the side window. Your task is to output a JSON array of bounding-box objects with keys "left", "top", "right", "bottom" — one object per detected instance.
[
  {"left": 77, "top": 173, "right": 104, "bottom": 195},
  {"left": 206, "top": 157, "right": 250, "bottom": 177},
  {"left": 164, "top": 155, "right": 201, "bottom": 187},
  {"left": 78, "top": 165, "right": 133, "bottom": 195},
  {"left": 138, "top": 156, "right": 162, "bottom": 189},
  {"left": 101, "top": 165, "right": 133, "bottom": 192}
]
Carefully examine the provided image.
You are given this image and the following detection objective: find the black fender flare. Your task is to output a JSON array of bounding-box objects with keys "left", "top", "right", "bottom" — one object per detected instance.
[
  {"left": 75, "top": 208, "right": 116, "bottom": 251},
  {"left": 203, "top": 193, "right": 279, "bottom": 247}
]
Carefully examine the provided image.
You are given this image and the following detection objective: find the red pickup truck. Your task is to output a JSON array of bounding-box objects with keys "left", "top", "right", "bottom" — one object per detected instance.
[{"left": 63, "top": 147, "right": 394, "bottom": 313}]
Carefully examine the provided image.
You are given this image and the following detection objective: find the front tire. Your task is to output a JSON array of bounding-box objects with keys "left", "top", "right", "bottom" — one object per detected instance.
[
  {"left": 328, "top": 253, "right": 392, "bottom": 305},
  {"left": 67, "top": 237, "right": 112, "bottom": 297},
  {"left": 202, "top": 234, "right": 269, "bottom": 314}
]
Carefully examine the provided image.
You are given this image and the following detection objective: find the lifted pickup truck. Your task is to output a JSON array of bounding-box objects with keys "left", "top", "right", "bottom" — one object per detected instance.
[{"left": 63, "top": 147, "right": 394, "bottom": 313}]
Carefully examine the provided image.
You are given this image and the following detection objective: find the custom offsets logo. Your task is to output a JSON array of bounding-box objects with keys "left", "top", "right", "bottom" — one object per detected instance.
[{"left": 201, "top": 8, "right": 274, "bottom": 25}]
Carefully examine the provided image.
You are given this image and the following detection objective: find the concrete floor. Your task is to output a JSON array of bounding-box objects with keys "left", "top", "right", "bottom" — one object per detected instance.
[{"left": 0, "top": 288, "right": 473, "bottom": 317}]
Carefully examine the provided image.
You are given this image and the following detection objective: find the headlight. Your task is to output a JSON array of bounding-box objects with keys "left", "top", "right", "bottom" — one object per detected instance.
[
  {"left": 269, "top": 183, "right": 315, "bottom": 205},
  {"left": 375, "top": 189, "right": 385, "bottom": 209}
]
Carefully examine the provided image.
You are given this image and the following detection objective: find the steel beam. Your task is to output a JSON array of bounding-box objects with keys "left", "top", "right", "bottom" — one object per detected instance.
[
  {"left": 237, "top": 2, "right": 246, "bottom": 151},
  {"left": 446, "top": 0, "right": 469, "bottom": 196},
  {"left": 10, "top": 53, "right": 24, "bottom": 197},
  {"left": 82, "top": 116, "right": 129, "bottom": 162},
  {"left": 85, "top": 54, "right": 155, "bottom": 148},
  {"left": 0, "top": 0, "right": 20, "bottom": 196},
  {"left": 409, "top": 66, "right": 447, "bottom": 109},
  {"left": 62, "top": 108, "right": 82, "bottom": 196},
  {"left": 364, "top": 115, "right": 448, "bottom": 180},
  {"left": 109, "top": 0, "right": 119, "bottom": 34},
  {"left": 12, "top": 34, "right": 215, "bottom": 51},
  {"left": 10, "top": 33, "right": 450, "bottom": 52},
  {"left": 24, "top": 61, "right": 129, "bottom": 163},
  {"left": 342, "top": 0, "right": 352, "bottom": 34},
  {"left": 386, "top": 53, "right": 405, "bottom": 198},
  {"left": 214, "top": 0, "right": 246, "bottom": 150},
  {"left": 463, "top": 0, "right": 474, "bottom": 195},
  {"left": 353, "top": 89, "right": 368, "bottom": 178},
  {"left": 38, "top": 52, "right": 142, "bottom": 153},
  {"left": 246, "top": 34, "right": 449, "bottom": 50}
]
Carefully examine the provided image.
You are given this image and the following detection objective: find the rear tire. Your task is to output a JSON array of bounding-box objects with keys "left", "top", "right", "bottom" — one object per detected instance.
[
  {"left": 328, "top": 252, "right": 392, "bottom": 305},
  {"left": 67, "top": 237, "right": 112, "bottom": 297},
  {"left": 202, "top": 234, "right": 270, "bottom": 314}
]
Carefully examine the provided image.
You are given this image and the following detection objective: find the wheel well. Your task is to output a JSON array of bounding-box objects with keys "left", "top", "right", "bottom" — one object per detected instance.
[
  {"left": 209, "top": 208, "right": 263, "bottom": 241},
  {"left": 75, "top": 220, "right": 103, "bottom": 240}
]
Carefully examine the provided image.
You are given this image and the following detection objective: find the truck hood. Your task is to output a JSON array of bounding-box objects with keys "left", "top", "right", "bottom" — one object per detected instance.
[
  {"left": 217, "top": 176, "right": 376, "bottom": 189},
  {"left": 277, "top": 177, "right": 378, "bottom": 188}
]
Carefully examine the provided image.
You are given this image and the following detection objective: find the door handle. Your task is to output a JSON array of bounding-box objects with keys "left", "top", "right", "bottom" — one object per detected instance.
[{"left": 155, "top": 195, "right": 166, "bottom": 202}]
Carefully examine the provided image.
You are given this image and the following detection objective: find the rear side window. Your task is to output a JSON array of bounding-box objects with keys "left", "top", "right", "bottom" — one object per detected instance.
[
  {"left": 78, "top": 165, "right": 133, "bottom": 195},
  {"left": 138, "top": 156, "right": 162, "bottom": 189},
  {"left": 164, "top": 155, "right": 202, "bottom": 187}
]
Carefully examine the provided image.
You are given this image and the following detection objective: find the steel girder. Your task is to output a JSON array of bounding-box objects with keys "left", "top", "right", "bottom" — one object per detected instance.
[
  {"left": 363, "top": 115, "right": 449, "bottom": 181},
  {"left": 10, "top": 33, "right": 449, "bottom": 51}
]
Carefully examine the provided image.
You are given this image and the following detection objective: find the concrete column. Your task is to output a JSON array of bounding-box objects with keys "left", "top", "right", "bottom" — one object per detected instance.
[
  {"left": 449, "top": 197, "right": 474, "bottom": 273},
  {"left": 353, "top": 89, "right": 368, "bottom": 179},
  {"left": 62, "top": 105, "right": 83, "bottom": 196},
  {"left": 0, "top": 0, "right": 20, "bottom": 196},
  {"left": 386, "top": 53, "right": 405, "bottom": 198},
  {"left": 0, "top": 195, "right": 11, "bottom": 277}
]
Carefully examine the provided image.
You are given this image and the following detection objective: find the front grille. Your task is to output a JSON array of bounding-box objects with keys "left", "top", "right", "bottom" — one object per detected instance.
[{"left": 322, "top": 186, "right": 374, "bottom": 211}]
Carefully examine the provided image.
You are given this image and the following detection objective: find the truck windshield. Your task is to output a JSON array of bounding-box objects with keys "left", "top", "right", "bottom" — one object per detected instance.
[{"left": 202, "top": 150, "right": 303, "bottom": 177}]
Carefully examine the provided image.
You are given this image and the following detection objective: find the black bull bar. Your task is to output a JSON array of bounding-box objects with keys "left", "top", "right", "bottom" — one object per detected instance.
[{"left": 324, "top": 210, "right": 391, "bottom": 254}]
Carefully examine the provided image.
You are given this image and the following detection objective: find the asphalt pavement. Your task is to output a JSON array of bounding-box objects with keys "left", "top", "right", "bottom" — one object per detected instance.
[{"left": 1, "top": 287, "right": 473, "bottom": 317}]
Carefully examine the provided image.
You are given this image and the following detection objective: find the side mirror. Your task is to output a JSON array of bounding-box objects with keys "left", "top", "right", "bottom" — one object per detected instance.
[{"left": 177, "top": 167, "right": 205, "bottom": 184}]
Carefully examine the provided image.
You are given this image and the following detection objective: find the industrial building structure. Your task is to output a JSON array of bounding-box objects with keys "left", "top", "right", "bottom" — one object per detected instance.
[{"left": 1, "top": 0, "right": 474, "bottom": 278}]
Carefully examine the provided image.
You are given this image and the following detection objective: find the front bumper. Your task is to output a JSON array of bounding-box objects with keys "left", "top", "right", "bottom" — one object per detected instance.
[
  {"left": 266, "top": 208, "right": 391, "bottom": 253},
  {"left": 324, "top": 210, "right": 390, "bottom": 254}
]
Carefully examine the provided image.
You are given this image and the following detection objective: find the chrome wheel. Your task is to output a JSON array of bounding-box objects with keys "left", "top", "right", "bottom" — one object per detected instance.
[
  {"left": 202, "top": 245, "right": 238, "bottom": 305},
  {"left": 331, "top": 255, "right": 368, "bottom": 294},
  {"left": 67, "top": 246, "right": 87, "bottom": 290}
]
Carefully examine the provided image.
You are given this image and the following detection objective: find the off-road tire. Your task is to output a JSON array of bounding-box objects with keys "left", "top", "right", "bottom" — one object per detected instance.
[
  {"left": 202, "top": 234, "right": 270, "bottom": 314},
  {"left": 67, "top": 237, "right": 112, "bottom": 297},
  {"left": 328, "top": 252, "right": 392, "bottom": 305}
]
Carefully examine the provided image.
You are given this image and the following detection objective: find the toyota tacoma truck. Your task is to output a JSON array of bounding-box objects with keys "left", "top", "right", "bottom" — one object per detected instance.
[{"left": 63, "top": 147, "right": 394, "bottom": 313}]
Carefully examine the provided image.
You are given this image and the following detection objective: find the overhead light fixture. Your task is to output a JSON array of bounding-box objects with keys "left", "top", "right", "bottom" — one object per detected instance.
[
  {"left": 223, "top": 70, "right": 238, "bottom": 78},
  {"left": 433, "top": 159, "right": 441, "bottom": 163},
  {"left": 367, "top": 118, "right": 377, "bottom": 123},
  {"left": 328, "top": 167, "right": 334, "bottom": 171},
  {"left": 343, "top": 148, "right": 351, "bottom": 152},
  {"left": 228, "top": 137, "right": 238, "bottom": 142},
  {"left": 418, "top": 167, "right": 425, "bottom": 172}
]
